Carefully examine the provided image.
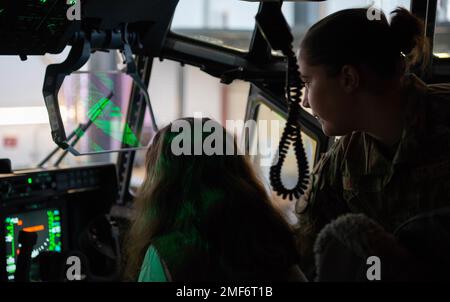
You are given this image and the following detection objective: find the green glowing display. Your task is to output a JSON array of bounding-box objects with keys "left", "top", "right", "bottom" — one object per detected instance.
[
  {"left": 4, "top": 209, "right": 62, "bottom": 281},
  {"left": 74, "top": 127, "right": 85, "bottom": 138},
  {"left": 87, "top": 97, "right": 111, "bottom": 122},
  {"left": 86, "top": 97, "right": 141, "bottom": 148},
  {"left": 47, "top": 210, "right": 60, "bottom": 251},
  {"left": 61, "top": 72, "right": 150, "bottom": 154},
  {"left": 27, "top": 178, "right": 33, "bottom": 184}
]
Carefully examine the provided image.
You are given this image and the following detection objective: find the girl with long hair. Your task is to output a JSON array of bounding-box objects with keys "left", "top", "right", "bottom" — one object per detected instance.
[{"left": 125, "top": 117, "right": 305, "bottom": 281}]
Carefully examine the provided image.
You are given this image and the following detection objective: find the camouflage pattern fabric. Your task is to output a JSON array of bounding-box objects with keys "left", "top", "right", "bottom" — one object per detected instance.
[{"left": 295, "top": 74, "right": 450, "bottom": 278}]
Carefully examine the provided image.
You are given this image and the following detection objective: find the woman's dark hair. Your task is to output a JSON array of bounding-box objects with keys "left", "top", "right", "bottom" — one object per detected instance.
[
  {"left": 124, "top": 117, "right": 299, "bottom": 281},
  {"left": 300, "top": 7, "right": 429, "bottom": 78}
]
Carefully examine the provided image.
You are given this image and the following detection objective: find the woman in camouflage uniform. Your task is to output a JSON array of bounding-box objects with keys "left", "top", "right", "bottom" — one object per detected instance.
[{"left": 296, "top": 7, "right": 450, "bottom": 279}]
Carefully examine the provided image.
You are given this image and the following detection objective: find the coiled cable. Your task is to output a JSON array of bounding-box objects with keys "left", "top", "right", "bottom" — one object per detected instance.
[{"left": 269, "top": 47, "right": 310, "bottom": 201}]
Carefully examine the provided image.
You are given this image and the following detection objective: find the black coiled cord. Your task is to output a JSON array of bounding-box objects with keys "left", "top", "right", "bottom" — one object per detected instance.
[{"left": 269, "top": 48, "right": 310, "bottom": 201}]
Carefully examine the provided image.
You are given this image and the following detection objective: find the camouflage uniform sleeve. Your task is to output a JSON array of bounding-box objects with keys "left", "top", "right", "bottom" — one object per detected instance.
[{"left": 294, "top": 141, "right": 348, "bottom": 279}]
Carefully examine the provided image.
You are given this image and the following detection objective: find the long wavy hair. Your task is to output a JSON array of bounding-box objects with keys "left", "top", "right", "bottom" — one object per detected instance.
[{"left": 124, "top": 117, "right": 299, "bottom": 281}]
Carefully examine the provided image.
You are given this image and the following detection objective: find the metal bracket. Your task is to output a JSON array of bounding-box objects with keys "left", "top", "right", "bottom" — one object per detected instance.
[
  {"left": 42, "top": 26, "right": 159, "bottom": 156},
  {"left": 43, "top": 33, "right": 91, "bottom": 151}
]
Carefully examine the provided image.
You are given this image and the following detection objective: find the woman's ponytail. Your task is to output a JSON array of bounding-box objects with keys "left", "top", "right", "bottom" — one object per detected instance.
[
  {"left": 300, "top": 7, "right": 430, "bottom": 79},
  {"left": 390, "top": 7, "right": 430, "bottom": 70}
]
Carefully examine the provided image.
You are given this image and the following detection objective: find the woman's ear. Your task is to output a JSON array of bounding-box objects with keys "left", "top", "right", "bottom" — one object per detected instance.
[{"left": 340, "top": 65, "right": 360, "bottom": 93}]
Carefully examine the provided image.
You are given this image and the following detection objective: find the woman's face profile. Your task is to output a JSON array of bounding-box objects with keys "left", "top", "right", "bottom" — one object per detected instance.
[{"left": 299, "top": 53, "right": 356, "bottom": 137}]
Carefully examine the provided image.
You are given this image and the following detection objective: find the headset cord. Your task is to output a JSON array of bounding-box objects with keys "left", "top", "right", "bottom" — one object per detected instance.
[{"left": 269, "top": 47, "right": 310, "bottom": 201}]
